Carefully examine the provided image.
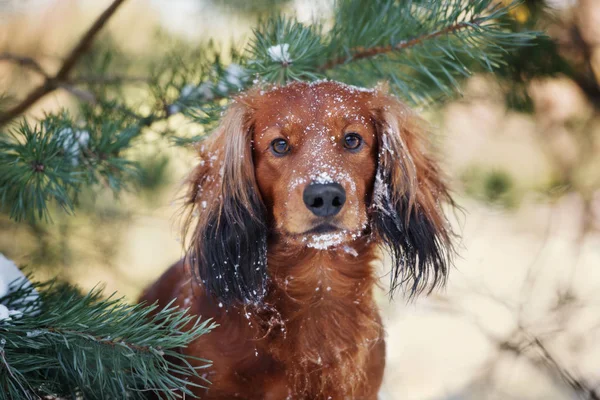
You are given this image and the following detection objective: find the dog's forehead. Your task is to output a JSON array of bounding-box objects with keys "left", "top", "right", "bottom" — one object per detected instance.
[{"left": 251, "top": 82, "right": 375, "bottom": 136}]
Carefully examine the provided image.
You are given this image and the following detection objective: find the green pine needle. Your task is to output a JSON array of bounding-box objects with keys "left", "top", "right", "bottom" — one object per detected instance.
[
  {"left": 0, "top": 279, "right": 216, "bottom": 400},
  {"left": 0, "top": 111, "right": 141, "bottom": 222}
]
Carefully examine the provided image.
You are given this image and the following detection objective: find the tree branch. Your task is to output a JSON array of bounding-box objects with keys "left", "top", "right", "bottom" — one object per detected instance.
[
  {"left": 0, "top": 0, "right": 128, "bottom": 126},
  {"left": 497, "top": 329, "right": 600, "bottom": 399},
  {"left": 54, "top": 0, "right": 128, "bottom": 82},
  {"left": 46, "top": 327, "right": 160, "bottom": 355},
  {"left": 319, "top": 18, "right": 483, "bottom": 71},
  {"left": 0, "top": 54, "right": 146, "bottom": 85},
  {"left": 0, "top": 52, "right": 50, "bottom": 78}
]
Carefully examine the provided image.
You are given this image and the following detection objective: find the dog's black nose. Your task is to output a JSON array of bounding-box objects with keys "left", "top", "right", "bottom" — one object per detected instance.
[{"left": 303, "top": 183, "right": 346, "bottom": 217}]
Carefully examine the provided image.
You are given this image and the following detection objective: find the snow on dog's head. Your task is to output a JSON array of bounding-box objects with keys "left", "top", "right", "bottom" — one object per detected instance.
[{"left": 184, "top": 80, "right": 455, "bottom": 304}]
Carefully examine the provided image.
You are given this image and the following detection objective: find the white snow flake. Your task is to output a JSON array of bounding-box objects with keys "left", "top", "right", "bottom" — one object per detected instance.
[
  {"left": 267, "top": 43, "right": 292, "bottom": 64},
  {"left": 0, "top": 253, "right": 39, "bottom": 321},
  {"left": 224, "top": 63, "right": 246, "bottom": 88},
  {"left": 0, "top": 305, "right": 22, "bottom": 322},
  {"left": 57, "top": 128, "right": 90, "bottom": 166}
]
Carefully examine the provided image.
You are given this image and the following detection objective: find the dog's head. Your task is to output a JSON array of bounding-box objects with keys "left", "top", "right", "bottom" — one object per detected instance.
[{"left": 185, "top": 81, "right": 454, "bottom": 305}]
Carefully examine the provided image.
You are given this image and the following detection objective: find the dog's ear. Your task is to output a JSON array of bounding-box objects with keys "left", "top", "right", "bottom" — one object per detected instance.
[
  {"left": 369, "top": 92, "right": 455, "bottom": 296},
  {"left": 183, "top": 102, "right": 268, "bottom": 306}
]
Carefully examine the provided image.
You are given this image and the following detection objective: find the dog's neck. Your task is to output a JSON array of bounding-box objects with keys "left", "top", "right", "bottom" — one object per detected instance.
[{"left": 266, "top": 237, "right": 379, "bottom": 308}]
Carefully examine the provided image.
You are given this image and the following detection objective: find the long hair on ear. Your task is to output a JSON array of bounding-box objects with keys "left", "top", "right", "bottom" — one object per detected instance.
[
  {"left": 182, "top": 101, "right": 268, "bottom": 306},
  {"left": 369, "top": 91, "right": 455, "bottom": 297}
]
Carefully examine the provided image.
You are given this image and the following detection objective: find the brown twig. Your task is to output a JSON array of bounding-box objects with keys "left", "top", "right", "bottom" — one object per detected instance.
[
  {"left": 0, "top": 54, "right": 146, "bottom": 86},
  {"left": 470, "top": 323, "right": 600, "bottom": 399},
  {"left": 0, "top": 52, "right": 50, "bottom": 78},
  {"left": 0, "top": 0, "right": 128, "bottom": 126},
  {"left": 318, "top": 18, "right": 483, "bottom": 71},
  {"left": 54, "top": 0, "right": 127, "bottom": 82},
  {"left": 523, "top": 335, "right": 599, "bottom": 399}
]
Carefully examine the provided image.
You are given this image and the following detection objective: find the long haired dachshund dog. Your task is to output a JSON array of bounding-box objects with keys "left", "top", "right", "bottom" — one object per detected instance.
[{"left": 140, "top": 81, "right": 454, "bottom": 399}]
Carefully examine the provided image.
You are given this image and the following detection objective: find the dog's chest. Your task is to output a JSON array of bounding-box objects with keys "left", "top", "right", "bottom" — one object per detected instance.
[{"left": 243, "top": 300, "right": 383, "bottom": 398}]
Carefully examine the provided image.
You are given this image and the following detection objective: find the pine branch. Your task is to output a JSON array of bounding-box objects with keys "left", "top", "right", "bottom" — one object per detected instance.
[
  {"left": 0, "top": 0, "right": 128, "bottom": 126},
  {"left": 0, "top": 279, "right": 217, "bottom": 400},
  {"left": 0, "top": 112, "right": 141, "bottom": 221},
  {"left": 318, "top": 17, "right": 486, "bottom": 71},
  {"left": 244, "top": 0, "right": 538, "bottom": 105}
]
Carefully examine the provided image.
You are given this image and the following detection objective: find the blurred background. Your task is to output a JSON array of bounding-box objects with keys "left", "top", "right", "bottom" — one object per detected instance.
[{"left": 1, "top": 0, "right": 599, "bottom": 398}]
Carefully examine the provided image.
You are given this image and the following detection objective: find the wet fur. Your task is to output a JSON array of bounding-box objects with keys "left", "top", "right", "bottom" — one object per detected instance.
[{"left": 140, "top": 81, "right": 454, "bottom": 399}]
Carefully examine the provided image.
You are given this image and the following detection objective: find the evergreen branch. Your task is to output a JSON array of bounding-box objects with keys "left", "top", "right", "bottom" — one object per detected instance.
[
  {"left": 0, "top": 0, "right": 128, "bottom": 126},
  {"left": 321, "top": 0, "right": 538, "bottom": 105},
  {"left": 244, "top": 0, "right": 538, "bottom": 106},
  {"left": 319, "top": 18, "right": 485, "bottom": 71},
  {"left": 0, "top": 112, "right": 141, "bottom": 222},
  {"left": 0, "top": 279, "right": 217, "bottom": 399}
]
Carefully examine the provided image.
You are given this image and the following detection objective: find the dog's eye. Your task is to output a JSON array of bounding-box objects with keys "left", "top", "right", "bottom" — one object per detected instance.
[
  {"left": 270, "top": 138, "right": 290, "bottom": 156},
  {"left": 343, "top": 133, "right": 363, "bottom": 151}
]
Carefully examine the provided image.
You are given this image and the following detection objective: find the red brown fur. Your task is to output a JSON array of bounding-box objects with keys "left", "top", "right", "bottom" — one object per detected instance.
[{"left": 140, "top": 81, "right": 454, "bottom": 399}]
